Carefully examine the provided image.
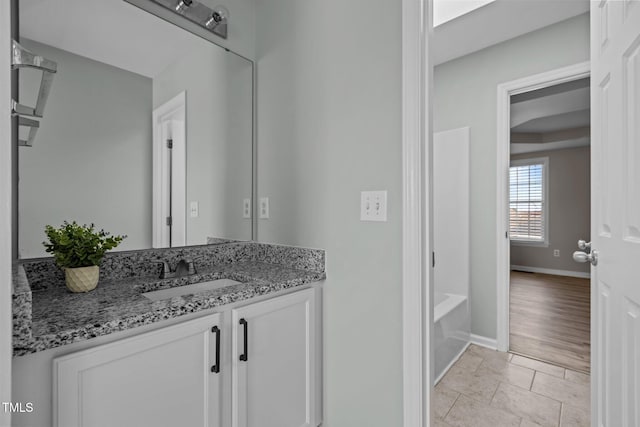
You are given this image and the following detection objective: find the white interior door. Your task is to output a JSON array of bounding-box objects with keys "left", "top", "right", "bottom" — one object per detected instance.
[
  {"left": 590, "top": 2, "right": 640, "bottom": 426},
  {"left": 152, "top": 92, "right": 186, "bottom": 248},
  {"left": 169, "top": 118, "right": 186, "bottom": 247}
]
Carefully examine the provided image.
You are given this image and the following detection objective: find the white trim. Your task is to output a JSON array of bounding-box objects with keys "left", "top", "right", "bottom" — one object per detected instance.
[
  {"left": 510, "top": 265, "right": 591, "bottom": 279},
  {"left": 401, "top": 0, "right": 431, "bottom": 425},
  {"left": 434, "top": 341, "right": 470, "bottom": 385},
  {"left": 152, "top": 92, "right": 186, "bottom": 248},
  {"left": 470, "top": 334, "right": 498, "bottom": 351},
  {"left": 0, "top": 2, "right": 12, "bottom": 425},
  {"left": 496, "top": 61, "right": 590, "bottom": 352},
  {"left": 509, "top": 156, "right": 550, "bottom": 246},
  {"left": 510, "top": 240, "right": 550, "bottom": 247}
]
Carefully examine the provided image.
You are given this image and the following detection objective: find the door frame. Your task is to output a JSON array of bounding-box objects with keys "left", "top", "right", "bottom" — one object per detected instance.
[
  {"left": 495, "top": 61, "right": 591, "bottom": 352},
  {"left": 401, "top": 0, "right": 432, "bottom": 425}
]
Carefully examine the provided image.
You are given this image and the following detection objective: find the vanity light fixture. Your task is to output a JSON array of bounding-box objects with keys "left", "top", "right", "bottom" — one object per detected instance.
[
  {"left": 139, "top": 0, "right": 229, "bottom": 39},
  {"left": 174, "top": 0, "right": 192, "bottom": 13},
  {"left": 205, "top": 6, "right": 228, "bottom": 30}
]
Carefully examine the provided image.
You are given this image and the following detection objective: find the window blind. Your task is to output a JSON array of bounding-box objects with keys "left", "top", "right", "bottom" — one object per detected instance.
[{"left": 509, "top": 162, "right": 545, "bottom": 242}]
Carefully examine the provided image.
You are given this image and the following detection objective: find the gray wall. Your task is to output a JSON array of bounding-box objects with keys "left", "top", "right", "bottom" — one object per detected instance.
[
  {"left": 153, "top": 42, "right": 253, "bottom": 245},
  {"left": 510, "top": 146, "right": 590, "bottom": 273},
  {"left": 255, "top": 0, "right": 403, "bottom": 425},
  {"left": 434, "top": 13, "right": 590, "bottom": 339},
  {"left": 18, "top": 39, "right": 152, "bottom": 258}
]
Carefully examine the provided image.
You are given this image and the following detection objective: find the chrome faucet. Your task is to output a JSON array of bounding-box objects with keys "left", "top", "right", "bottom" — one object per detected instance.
[{"left": 153, "top": 259, "right": 197, "bottom": 279}]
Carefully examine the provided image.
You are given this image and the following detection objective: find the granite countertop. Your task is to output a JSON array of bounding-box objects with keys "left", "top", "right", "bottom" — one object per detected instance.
[{"left": 13, "top": 243, "right": 325, "bottom": 356}]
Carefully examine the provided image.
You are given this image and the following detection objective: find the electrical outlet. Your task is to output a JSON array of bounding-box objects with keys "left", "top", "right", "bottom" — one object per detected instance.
[
  {"left": 190, "top": 201, "right": 199, "bottom": 218},
  {"left": 360, "top": 191, "right": 388, "bottom": 222},
  {"left": 553, "top": 249, "right": 560, "bottom": 257},
  {"left": 259, "top": 197, "right": 270, "bottom": 219},
  {"left": 243, "top": 198, "right": 251, "bottom": 219}
]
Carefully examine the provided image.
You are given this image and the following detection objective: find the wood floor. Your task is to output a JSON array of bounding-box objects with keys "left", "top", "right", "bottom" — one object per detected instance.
[{"left": 509, "top": 271, "right": 591, "bottom": 373}]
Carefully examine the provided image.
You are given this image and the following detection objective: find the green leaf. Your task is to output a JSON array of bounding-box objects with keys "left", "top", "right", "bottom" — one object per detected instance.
[{"left": 41, "top": 221, "right": 126, "bottom": 268}]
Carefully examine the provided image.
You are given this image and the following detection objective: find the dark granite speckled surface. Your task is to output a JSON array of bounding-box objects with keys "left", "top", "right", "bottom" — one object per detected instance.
[
  {"left": 13, "top": 242, "right": 325, "bottom": 356},
  {"left": 13, "top": 264, "right": 33, "bottom": 354}
]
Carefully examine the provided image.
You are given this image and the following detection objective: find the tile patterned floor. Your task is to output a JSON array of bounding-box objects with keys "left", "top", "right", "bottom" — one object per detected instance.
[{"left": 434, "top": 344, "right": 590, "bottom": 427}]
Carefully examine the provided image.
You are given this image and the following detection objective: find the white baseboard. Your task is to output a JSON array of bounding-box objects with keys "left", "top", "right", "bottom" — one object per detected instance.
[
  {"left": 434, "top": 341, "right": 470, "bottom": 385},
  {"left": 470, "top": 334, "right": 498, "bottom": 350},
  {"left": 510, "top": 265, "right": 590, "bottom": 279}
]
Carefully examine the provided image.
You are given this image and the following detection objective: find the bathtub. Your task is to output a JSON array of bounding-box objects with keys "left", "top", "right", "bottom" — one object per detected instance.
[
  {"left": 433, "top": 128, "right": 471, "bottom": 383},
  {"left": 434, "top": 292, "right": 470, "bottom": 383}
]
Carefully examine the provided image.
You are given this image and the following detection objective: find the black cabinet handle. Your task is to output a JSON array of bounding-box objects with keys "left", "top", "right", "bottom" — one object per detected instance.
[
  {"left": 211, "top": 325, "right": 220, "bottom": 373},
  {"left": 239, "top": 318, "right": 248, "bottom": 361}
]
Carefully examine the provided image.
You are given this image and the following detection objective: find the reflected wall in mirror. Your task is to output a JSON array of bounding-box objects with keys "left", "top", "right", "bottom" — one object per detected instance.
[{"left": 17, "top": 0, "right": 253, "bottom": 258}]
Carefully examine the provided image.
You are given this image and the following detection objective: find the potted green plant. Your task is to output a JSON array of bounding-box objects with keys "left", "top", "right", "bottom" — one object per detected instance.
[{"left": 43, "top": 221, "right": 126, "bottom": 292}]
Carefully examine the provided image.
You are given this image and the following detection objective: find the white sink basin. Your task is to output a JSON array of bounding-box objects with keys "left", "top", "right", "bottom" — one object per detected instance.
[{"left": 142, "top": 279, "right": 241, "bottom": 301}]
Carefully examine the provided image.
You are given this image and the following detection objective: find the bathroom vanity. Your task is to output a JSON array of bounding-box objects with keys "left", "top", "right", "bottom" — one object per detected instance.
[
  {"left": 13, "top": 242, "right": 324, "bottom": 427},
  {"left": 52, "top": 288, "right": 320, "bottom": 427}
]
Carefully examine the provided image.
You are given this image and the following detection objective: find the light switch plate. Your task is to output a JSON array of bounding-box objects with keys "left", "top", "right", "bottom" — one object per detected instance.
[
  {"left": 360, "top": 191, "right": 387, "bottom": 222},
  {"left": 243, "top": 198, "right": 251, "bottom": 219},
  {"left": 259, "top": 197, "right": 270, "bottom": 219},
  {"left": 190, "top": 201, "right": 199, "bottom": 218}
]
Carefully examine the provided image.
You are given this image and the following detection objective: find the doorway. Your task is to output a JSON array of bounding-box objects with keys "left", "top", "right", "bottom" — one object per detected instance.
[
  {"left": 509, "top": 77, "right": 591, "bottom": 372},
  {"left": 496, "top": 64, "right": 591, "bottom": 374}
]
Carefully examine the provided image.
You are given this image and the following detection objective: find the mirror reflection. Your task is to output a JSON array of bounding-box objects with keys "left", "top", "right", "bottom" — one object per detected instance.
[{"left": 17, "top": 0, "right": 253, "bottom": 258}]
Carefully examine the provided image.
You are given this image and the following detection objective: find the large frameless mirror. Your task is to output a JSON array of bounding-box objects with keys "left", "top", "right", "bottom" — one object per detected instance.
[{"left": 17, "top": 0, "right": 254, "bottom": 258}]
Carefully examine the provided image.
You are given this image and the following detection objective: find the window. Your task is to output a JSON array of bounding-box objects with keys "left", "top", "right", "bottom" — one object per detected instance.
[{"left": 509, "top": 157, "right": 548, "bottom": 245}]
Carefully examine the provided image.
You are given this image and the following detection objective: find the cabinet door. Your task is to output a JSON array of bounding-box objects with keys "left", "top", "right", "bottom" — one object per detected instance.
[
  {"left": 54, "top": 313, "right": 223, "bottom": 427},
  {"left": 231, "top": 287, "right": 319, "bottom": 427}
]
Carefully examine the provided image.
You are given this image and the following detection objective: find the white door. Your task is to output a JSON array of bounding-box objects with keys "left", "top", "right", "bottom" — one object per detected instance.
[
  {"left": 590, "top": 1, "right": 640, "bottom": 426},
  {"left": 153, "top": 92, "right": 187, "bottom": 248},
  {"left": 54, "top": 314, "right": 223, "bottom": 427},
  {"left": 231, "top": 288, "right": 320, "bottom": 427}
]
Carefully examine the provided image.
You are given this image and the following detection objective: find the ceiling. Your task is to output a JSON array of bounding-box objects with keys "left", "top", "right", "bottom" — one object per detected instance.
[
  {"left": 511, "top": 84, "right": 590, "bottom": 129},
  {"left": 20, "top": 0, "right": 212, "bottom": 78},
  {"left": 510, "top": 78, "right": 590, "bottom": 154},
  {"left": 510, "top": 136, "right": 590, "bottom": 155},
  {"left": 512, "top": 109, "right": 590, "bottom": 134},
  {"left": 433, "top": 0, "right": 590, "bottom": 66},
  {"left": 511, "top": 78, "right": 590, "bottom": 104}
]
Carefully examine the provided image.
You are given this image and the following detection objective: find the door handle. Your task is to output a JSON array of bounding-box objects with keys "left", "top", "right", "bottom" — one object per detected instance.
[
  {"left": 211, "top": 325, "right": 221, "bottom": 373},
  {"left": 577, "top": 240, "right": 591, "bottom": 251},
  {"left": 239, "top": 318, "right": 248, "bottom": 362},
  {"left": 573, "top": 250, "right": 598, "bottom": 266}
]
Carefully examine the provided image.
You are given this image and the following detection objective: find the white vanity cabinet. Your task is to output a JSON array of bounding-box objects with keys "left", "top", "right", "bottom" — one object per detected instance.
[
  {"left": 53, "top": 313, "right": 224, "bottom": 427},
  {"left": 52, "top": 287, "right": 321, "bottom": 427},
  {"left": 231, "top": 287, "right": 320, "bottom": 427}
]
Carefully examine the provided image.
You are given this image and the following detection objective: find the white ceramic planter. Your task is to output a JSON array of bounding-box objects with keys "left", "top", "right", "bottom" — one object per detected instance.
[{"left": 64, "top": 266, "right": 99, "bottom": 292}]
